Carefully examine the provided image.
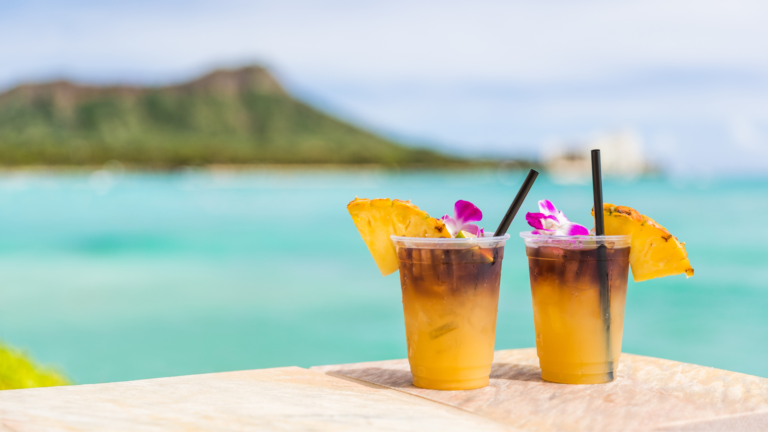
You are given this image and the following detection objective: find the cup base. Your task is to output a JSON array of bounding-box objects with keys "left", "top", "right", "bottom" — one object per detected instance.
[
  {"left": 541, "top": 369, "right": 616, "bottom": 384},
  {"left": 412, "top": 375, "right": 490, "bottom": 390}
]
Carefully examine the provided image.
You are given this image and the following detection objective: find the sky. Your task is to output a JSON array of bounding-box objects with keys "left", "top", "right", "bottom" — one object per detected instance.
[{"left": 2, "top": 0, "right": 768, "bottom": 175}]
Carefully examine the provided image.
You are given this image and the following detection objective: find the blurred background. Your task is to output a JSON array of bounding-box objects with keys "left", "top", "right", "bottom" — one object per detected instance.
[{"left": 0, "top": 0, "right": 766, "bottom": 386}]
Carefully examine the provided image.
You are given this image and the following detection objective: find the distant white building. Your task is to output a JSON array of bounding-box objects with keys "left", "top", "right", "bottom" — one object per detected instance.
[{"left": 541, "top": 131, "right": 648, "bottom": 182}]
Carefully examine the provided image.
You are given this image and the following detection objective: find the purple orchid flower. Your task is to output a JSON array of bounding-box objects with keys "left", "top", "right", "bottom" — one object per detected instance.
[
  {"left": 526, "top": 199, "right": 589, "bottom": 236},
  {"left": 442, "top": 200, "right": 484, "bottom": 237}
]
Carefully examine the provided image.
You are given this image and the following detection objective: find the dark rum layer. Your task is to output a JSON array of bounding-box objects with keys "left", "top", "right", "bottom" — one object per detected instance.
[
  {"left": 526, "top": 245, "right": 630, "bottom": 290},
  {"left": 397, "top": 247, "right": 504, "bottom": 297}
]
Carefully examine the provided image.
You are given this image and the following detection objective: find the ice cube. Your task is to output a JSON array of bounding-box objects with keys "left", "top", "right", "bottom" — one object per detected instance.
[{"left": 428, "top": 321, "right": 458, "bottom": 340}]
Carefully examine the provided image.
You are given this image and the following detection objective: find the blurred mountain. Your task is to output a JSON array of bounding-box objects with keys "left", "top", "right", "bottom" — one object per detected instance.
[{"left": 0, "top": 66, "right": 460, "bottom": 167}]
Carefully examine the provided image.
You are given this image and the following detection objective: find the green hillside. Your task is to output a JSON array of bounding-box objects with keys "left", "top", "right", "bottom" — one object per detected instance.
[{"left": 0, "top": 66, "right": 459, "bottom": 167}]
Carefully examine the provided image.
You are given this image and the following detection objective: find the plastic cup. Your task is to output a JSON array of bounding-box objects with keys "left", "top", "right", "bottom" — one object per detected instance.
[
  {"left": 391, "top": 233, "right": 510, "bottom": 390},
  {"left": 521, "top": 232, "right": 632, "bottom": 384}
]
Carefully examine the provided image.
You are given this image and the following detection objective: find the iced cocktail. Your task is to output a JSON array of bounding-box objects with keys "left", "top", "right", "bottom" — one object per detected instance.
[
  {"left": 521, "top": 196, "right": 695, "bottom": 385},
  {"left": 392, "top": 234, "right": 509, "bottom": 390},
  {"left": 521, "top": 232, "right": 631, "bottom": 384}
]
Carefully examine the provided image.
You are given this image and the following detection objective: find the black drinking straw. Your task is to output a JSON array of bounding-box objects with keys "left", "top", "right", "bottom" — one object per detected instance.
[
  {"left": 591, "top": 149, "right": 613, "bottom": 380},
  {"left": 592, "top": 150, "right": 605, "bottom": 237},
  {"left": 494, "top": 169, "right": 539, "bottom": 236}
]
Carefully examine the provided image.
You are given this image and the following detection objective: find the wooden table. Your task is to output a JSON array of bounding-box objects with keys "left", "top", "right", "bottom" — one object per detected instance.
[{"left": 2, "top": 349, "right": 767, "bottom": 431}]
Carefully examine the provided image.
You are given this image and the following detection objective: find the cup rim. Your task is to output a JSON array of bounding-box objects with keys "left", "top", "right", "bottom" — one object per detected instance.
[
  {"left": 519, "top": 231, "right": 631, "bottom": 241},
  {"left": 391, "top": 233, "right": 511, "bottom": 243}
]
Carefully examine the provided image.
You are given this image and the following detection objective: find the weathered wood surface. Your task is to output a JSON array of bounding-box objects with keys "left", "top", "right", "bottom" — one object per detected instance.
[
  {"left": 311, "top": 348, "right": 768, "bottom": 432},
  {"left": 0, "top": 366, "right": 513, "bottom": 432},
  {"left": 3, "top": 349, "right": 766, "bottom": 432}
]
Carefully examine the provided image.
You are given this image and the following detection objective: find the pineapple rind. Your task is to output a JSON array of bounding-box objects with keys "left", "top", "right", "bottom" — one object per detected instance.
[
  {"left": 348, "top": 198, "right": 450, "bottom": 276},
  {"left": 593, "top": 203, "right": 694, "bottom": 283}
]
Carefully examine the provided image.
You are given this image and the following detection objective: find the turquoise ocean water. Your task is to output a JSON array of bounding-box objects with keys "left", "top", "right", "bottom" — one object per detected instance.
[{"left": 0, "top": 169, "right": 766, "bottom": 384}]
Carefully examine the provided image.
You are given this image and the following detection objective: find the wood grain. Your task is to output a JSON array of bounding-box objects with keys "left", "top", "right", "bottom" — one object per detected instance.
[
  {"left": 311, "top": 348, "right": 768, "bottom": 432},
  {"left": 0, "top": 366, "right": 514, "bottom": 432}
]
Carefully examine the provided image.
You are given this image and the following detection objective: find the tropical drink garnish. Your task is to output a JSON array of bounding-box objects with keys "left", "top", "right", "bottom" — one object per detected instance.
[
  {"left": 525, "top": 199, "right": 695, "bottom": 282},
  {"left": 525, "top": 199, "right": 589, "bottom": 236},
  {"left": 346, "top": 197, "right": 490, "bottom": 276},
  {"left": 441, "top": 200, "right": 485, "bottom": 238},
  {"left": 347, "top": 198, "right": 450, "bottom": 276},
  {"left": 593, "top": 203, "right": 694, "bottom": 282}
]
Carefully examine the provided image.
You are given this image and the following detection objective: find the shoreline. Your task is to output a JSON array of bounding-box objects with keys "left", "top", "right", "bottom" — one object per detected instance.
[{"left": 0, "top": 160, "right": 539, "bottom": 174}]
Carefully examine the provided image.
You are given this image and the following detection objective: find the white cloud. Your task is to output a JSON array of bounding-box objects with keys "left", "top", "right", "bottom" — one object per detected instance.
[
  {"left": 2, "top": 0, "right": 768, "bottom": 174},
  {"left": 3, "top": 0, "right": 768, "bottom": 85},
  {"left": 730, "top": 118, "right": 767, "bottom": 152}
]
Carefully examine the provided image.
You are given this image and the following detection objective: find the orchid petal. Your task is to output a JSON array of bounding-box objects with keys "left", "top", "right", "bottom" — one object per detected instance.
[
  {"left": 527, "top": 199, "right": 591, "bottom": 237},
  {"left": 526, "top": 212, "right": 558, "bottom": 230},
  {"left": 539, "top": 199, "right": 557, "bottom": 215},
  {"left": 454, "top": 200, "right": 483, "bottom": 225},
  {"left": 526, "top": 212, "right": 544, "bottom": 229},
  {"left": 559, "top": 222, "right": 590, "bottom": 236},
  {"left": 538, "top": 199, "right": 570, "bottom": 224},
  {"left": 479, "top": 227, "right": 485, "bottom": 237},
  {"left": 442, "top": 215, "right": 459, "bottom": 237},
  {"left": 531, "top": 229, "right": 556, "bottom": 235},
  {"left": 462, "top": 224, "right": 481, "bottom": 237}
]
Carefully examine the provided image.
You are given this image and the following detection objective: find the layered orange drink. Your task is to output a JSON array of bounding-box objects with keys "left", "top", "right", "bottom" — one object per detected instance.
[
  {"left": 393, "top": 235, "right": 508, "bottom": 389},
  {"left": 522, "top": 200, "right": 694, "bottom": 384},
  {"left": 348, "top": 198, "right": 509, "bottom": 390},
  {"left": 522, "top": 233, "right": 630, "bottom": 383}
]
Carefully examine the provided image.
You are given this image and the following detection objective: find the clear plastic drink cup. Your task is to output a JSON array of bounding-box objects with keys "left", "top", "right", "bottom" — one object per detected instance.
[
  {"left": 391, "top": 233, "right": 510, "bottom": 390},
  {"left": 521, "top": 232, "right": 631, "bottom": 384}
]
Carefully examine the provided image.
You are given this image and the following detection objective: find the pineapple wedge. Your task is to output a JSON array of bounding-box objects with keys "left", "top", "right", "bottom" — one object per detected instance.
[
  {"left": 592, "top": 203, "right": 694, "bottom": 282},
  {"left": 347, "top": 198, "right": 450, "bottom": 276}
]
